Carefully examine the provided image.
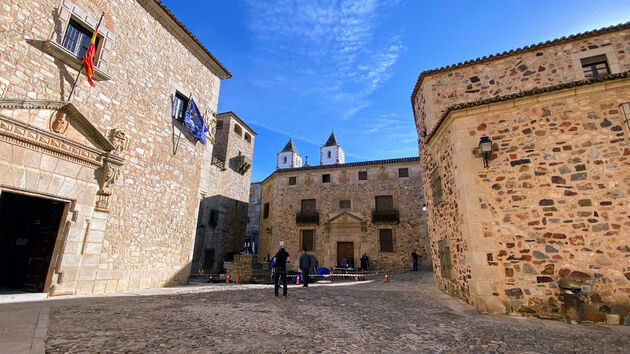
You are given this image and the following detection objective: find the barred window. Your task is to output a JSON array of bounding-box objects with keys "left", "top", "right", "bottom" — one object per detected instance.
[
  {"left": 339, "top": 200, "right": 351, "bottom": 209},
  {"left": 358, "top": 171, "right": 367, "bottom": 180},
  {"left": 581, "top": 54, "right": 610, "bottom": 78},
  {"left": 289, "top": 176, "right": 296, "bottom": 185},
  {"left": 301, "top": 199, "right": 316, "bottom": 212},
  {"left": 379, "top": 229, "right": 394, "bottom": 252},
  {"left": 322, "top": 174, "right": 330, "bottom": 183},
  {"left": 375, "top": 195, "right": 393, "bottom": 211},
  {"left": 398, "top": 168, "right": 409, "bottom": 178}
]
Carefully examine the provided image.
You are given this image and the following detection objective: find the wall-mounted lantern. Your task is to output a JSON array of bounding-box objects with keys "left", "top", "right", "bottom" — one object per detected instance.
[
  {"left": 422, "top": 203, "right": 427, "bottom": 212},
  {"left": 479, "top": 136, "right": 493, "bottom": 168},
  {"left": 621, "top": 102, "right": 630, "bottom": 136}
]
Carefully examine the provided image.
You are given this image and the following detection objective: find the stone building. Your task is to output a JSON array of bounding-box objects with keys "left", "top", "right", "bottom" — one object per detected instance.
[
  {"left": 245, "top": 182, "right": 262, "bottom": 252},
  {"left": 190, "top": 112, "right": 256, "bottom": 275},
  {"left": 0, "top": 0, "right": 241, "bottom": 295},
  {"left": 411, "top": 22, "right": 630, "bottom": 323},
  {"left": 258, "top": 136, "right": 431, "bottom": 270}
]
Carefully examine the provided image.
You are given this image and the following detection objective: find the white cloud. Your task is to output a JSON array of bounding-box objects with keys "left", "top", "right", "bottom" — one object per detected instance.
[{"left": 246, "top": 0, "right": 404, "bottom": 118}]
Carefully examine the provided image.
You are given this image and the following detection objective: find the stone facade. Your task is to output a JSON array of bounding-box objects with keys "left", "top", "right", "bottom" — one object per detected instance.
[
  {"left": 412, "top": 23, "right": 630, "bottom": 323},
  {"left": 0, "top": 0, "right": 233, "bottom": 295},
  {"left": 246, "top": 182, "right": 262, "bottom": 251},
  {"left": 258, "top": 157, "right": 431, "bottom": 271},
  {"left": 191, "top": 112, "right": 256, "bottom": 275}
]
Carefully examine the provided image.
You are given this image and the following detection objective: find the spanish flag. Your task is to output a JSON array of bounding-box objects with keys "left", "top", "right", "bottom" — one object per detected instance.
[{"left": 82, "top": 21, "right": 101, "bottom": 87}]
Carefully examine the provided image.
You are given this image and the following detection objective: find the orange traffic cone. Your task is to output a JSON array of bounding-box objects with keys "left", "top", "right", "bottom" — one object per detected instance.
[
  {"left": 296, "top": 275, "right": 300, "bottom": 285},
  {"left": 236, "top": 275, "right": 240, "bottom": 284},
  {"left": 226, "top": 274, "right": 230, "bottom": 283},
  {"left": 385, "top": 274, "right": 389, "bottom": 282}
]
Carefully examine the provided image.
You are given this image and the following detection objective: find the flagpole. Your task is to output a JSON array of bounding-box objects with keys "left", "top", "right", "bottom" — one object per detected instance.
[{"left": 67, "top": 12, "right": 105, "bottom": 102}]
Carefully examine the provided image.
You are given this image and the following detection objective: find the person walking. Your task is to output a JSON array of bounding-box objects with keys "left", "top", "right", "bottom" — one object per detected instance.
[
  {"left": 360, "top": 253, "right": 369, "bottom": 272},
  {"left": 272, "top": 247, "right": 290, "bottom": 297},
  {"left": 411, "top": 251, "right": 419, "bottom": 271},
  {"left": 299, "top": 248, "right": 312, "bottom": 287}
]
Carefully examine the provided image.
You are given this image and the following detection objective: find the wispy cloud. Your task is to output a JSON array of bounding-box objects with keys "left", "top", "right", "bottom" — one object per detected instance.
[{"left": 246, "top": 0, "right": 404, "bottom": 119}]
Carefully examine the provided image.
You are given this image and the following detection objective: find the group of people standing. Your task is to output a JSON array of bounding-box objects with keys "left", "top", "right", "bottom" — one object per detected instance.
[{"left": 270, "top": 248, "right": 423, "bottom": 296}]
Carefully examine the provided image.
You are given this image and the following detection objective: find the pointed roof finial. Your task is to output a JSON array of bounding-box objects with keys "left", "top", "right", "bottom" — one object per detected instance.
[
  {"left": 323, "top": 131, "right": 339, "bottom": 147},
  {"left": 281, "top": 138, "right": 298, "bottom": 153}
]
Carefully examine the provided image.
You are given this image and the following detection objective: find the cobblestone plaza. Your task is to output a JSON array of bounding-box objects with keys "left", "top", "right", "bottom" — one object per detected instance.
[{"left": 1, "top": 271, "right": 628, "bottom": 352}]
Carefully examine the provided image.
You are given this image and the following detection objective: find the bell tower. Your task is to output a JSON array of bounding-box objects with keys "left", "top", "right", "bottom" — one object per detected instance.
[
  {"left": 320, "top": 131, "right": 345, "bottom": 165},
  {"left": 277, "top": 138, "right": 302, "bottom": 169}
]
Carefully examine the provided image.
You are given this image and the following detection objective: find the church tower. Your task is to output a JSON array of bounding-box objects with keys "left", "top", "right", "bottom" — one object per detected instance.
[
  {"left": 320, "top": 132, "right": 345, "bottom": 165},
  {"left": 277, "top": 138, "right": 303, "bottom": 169}
]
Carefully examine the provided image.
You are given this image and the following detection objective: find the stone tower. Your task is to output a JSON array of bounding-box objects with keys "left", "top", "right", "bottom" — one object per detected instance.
[
  {"left": 277, "top": 138, "right": 302, "bottom": 169},
  {"left": 320, "top": 132, "right": 345, "bottom": 165}
]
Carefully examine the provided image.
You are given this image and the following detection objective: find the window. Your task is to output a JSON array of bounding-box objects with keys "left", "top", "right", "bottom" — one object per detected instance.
[
  {"left": 327, "top": 151, "right": 331, "bottom": 158},
  {"left": 379, "top": 229, "right": 394, "bottom": 252},
  {"left": 398, "top": 168, "right": 409, "bottom": 178},
  {"left": 208, "top": 209, "right": 219, "bottom": 227},
  {"left": 581, "top": 54, "right": 610, "bottom": 78},
  {"left": 288, "top": 176, "right": 296, "bottom": 185},
  {"left": 339, "top": 200, "right": 351, "bottom": 209},
  {"left": 358, "top": 171, "right": 368, "bottom": 180},
  {"left": 322, "top": 174, "right": 330, "bottom": 183},
  {"left": 263, "top": 202, "right": 269, "bottom": 219},
  {"left": 283, "top": 156, "right": 287, "bottom": 164},
  {"left": 62, "top": 19, "right": 99, "bottom": 58},
  {"left": 375, "top": 195, "right": 394, "bottom": 211},
  {"left": 234, "top": 124, "right": 242, "bottom": 136},
  {"left": 244, "top": 133, "right": 251, "bottom": 143},
  {"left": 430, "top": 168, "right": 444, "bottom": 205},
  {"left": 301, "top": 230, "right": 315, "bottom": 252},
  {"left": 216, "top": 120, "right": 223, "bottom": 129},
  {"left": 204, "top": 249, "right": 215, "bottom": 267},
  {"left": 301, "top": 199, "right": 316, "bottom": 213},
  {"left": 172, "top": 92, "right": 188, "bottom": 120}
]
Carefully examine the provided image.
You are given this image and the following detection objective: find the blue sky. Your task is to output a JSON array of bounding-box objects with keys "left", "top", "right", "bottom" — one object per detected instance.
[{"left": 162, "top": 0, "right": 630, "bottom": 182}]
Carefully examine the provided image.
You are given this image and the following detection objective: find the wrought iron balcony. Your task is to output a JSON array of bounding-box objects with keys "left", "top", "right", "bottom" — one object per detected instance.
[
  {"left": 371, "top": 209, "right": 399, "bottom": 223},
  {"left": 296, "top": 211, "right": 319, "bottom": 224}
]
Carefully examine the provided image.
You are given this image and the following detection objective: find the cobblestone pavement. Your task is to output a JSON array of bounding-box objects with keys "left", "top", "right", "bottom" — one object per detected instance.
[{"left": 1, "top": 271, "right": 629, "bottom": 353}]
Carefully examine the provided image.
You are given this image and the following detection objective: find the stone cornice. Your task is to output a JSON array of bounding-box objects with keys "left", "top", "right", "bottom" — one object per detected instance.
[
  {"left": 137, "top": 0, "right": 231, "bottom": 80},
  {"left": 0, "top": 99, "right": 115, "bottom": 152},
  {"left": 410, "top": 21, "right": 630, "bottom": 107},
  {"left": 217, "top": 111, "right": 257, "bottom": 136},
  {"left": 426, "top": 72, "right": 630, "bottom": 147}
]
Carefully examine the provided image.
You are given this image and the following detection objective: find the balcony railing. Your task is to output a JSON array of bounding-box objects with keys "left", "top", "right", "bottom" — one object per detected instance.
[
  {"left": 371, "top": 209, "right": 399, "bottom": 223},
  {"left": 296, "top": 211, "right": 319, "bottom": 224}
]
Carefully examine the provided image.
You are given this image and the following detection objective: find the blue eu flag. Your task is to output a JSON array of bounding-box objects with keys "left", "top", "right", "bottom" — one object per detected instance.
[{"left": 183, "top": 98, "right": 208, "bottom": 144}]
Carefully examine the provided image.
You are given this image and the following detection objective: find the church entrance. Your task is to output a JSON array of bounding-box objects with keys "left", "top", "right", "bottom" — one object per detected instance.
[
  {"left": 337, "top": 242, "right": 354, "bottom": 267},
  {"left": 0, "top": 191, "right": 66, "bottom": 293}
]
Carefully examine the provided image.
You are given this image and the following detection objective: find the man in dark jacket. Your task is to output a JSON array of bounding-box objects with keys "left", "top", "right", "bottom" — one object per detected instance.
[
  {"left": 273, "top": 248, "right": 290, "bottom": 296},
  {"left": 299, "top": 248, "right": 311, "bottom": 287}
]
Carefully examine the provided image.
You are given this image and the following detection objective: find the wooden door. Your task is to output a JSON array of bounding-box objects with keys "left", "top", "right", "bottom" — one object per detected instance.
[{"left": 337, "top": 242, "right": 354, "bottom": 266}]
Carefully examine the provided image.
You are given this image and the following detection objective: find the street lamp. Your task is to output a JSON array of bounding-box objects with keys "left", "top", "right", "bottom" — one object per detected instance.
[
  {"left": 422, "top": 204, "right": 427, "bottom": 212},
  {"left": 479, "top": 136, "right": 493, "bottom": 168}
]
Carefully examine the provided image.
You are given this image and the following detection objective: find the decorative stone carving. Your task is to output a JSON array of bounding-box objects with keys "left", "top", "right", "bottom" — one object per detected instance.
[
  {"left": 108, "top": 128, "right": 129, "bottom": 154},
  {"left": 50, "top": 111, "right": 69, "bottom": 134},
  {"left": 95, "top": 155, "right": 123, "bottom": 212}
]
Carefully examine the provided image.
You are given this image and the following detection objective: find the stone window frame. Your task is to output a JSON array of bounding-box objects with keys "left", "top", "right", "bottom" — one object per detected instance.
[
  {"left": 263, "top": 202, "right": 269, "bottom": 219},
  {"left": 570, "top": 47, "right": 620, "bottom": 80},
  {"left": 378, "top": 229, "right": 395, "bottom": 253},
  {"left": 338, "top": 199, "right": 351, "bottom": 210},
  {"left": 358, "top": 171, "right": 368, "bottom": 181},
  {"left": 46, "top": 0, "right": 114, "bottom": 81},
  {"left": 233, "top": 124, "right": 243, "bottom": 136},
  {"left": 398, "top": 167, "right": 409, "bottom": 178},
  {"left": 216, "top": 120, "right": 224, "bottom": 130},
  {"left": 322, "top": 174, "right": 331, "bottom": 183},
  {"left": 301, "top": 229, "right": 315, "bottom": 252},
  {"left": 430, "top": 167, "right": 444, "bottom": 206},
  {"left": 244, "top": 133, "right": 252, "bottom": 144},
  {"left": 288, "top": 176, "right": 297, "bottom": 186}
]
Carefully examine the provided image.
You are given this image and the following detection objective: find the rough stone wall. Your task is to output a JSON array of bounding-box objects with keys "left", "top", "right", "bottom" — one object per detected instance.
[
  {"left": 191, "top": 114, "right": 255, "bottom": 274},
  {"left": 246, "top": 182, "right": 262, "bottom": 248},
  {"left": 258, "top": 161, "right": 431, "bottom": 271},
  {"left": 0, "top": 0, "right": 224, "bottom": 294},
  {"left": 413, "top": 26, "right": 630, "bottom": 139},
  {"left": 424, "top": 78, "right": 630, "bottom": 323}
]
